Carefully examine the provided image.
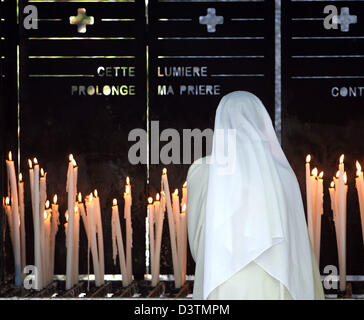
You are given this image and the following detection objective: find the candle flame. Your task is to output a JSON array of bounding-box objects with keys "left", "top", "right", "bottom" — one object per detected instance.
[
  {"left": 45, "top": 200, "right": 50, "bottom": 209},
  {"left": 94, "top": 189, "right": 98, "bottom": 198},
  {"left": 306, "top": 154, "right": 311, "bottom": 163},
  {"left": 69, "top": 154, "right": 73, "bottom": 162},
  {"left": 53, "top": 194, "right": 58, "bottom": 205},
  {"left": 125, "top": 185, "right": 130, "bottom": 194},
  {"left": 340, "top": 154, "right": 344, "bottom": 164},
  {"left": 174, "top": 189, "right": 178, "bottom": 196},
  {"left": 148, "top": 197, "right": 153, "bottom": 204},
  {"left": 44, "top": 211, "right": 48, "bottom": 220},
  {"left": 5, "top": 197, "right": 10, "bottom": 206},
  {"left": 312, "top": 168, "right": 318, "bottom": 177},
  {"left": 72, "top": 159, "right": 77, "bottom": 167},
  {"left": 40, "top": 168, "right": 45, "bottom": 177},
  {"left": 344, "top": 172, "right": 348, "bottom": 184},
  {"left": 336, "top": 170, "right": 340, "bottom": 178},
  {"left": 33, "top": 158, "right": 38, "bottom": 165},
  {"left": 356, "top": 161, "right": 362, "bottom": 177},
  {"left": 162, "top": 168, "right": 167, "bottom": 175},
  {"left": 183, "top": 181, "right": 187, "bottom": 188},
  {"left": 65, "top": 212, "right": 69, "bottom": 222},
  {"left": 8, "top": 151, "right": 12, "bottom": 161},
  {"left": 113, "top": 198, "right": 118, "bottom": 206},
  {"left": 156, "top": 193, "right": 160, "bottom": 201},
  {"left": 182, "top": 204, "right": 186, "bottom": 212},
  {"left": 319, "top": 171, "right": 324, "bottom": 179},
  {"left": 330, "top": 181, "right": 335, "bottom": 188},
  {"left": 75, "top": 205, "right": 78, "bottom": 213},
  {"left": 28, "top": 159, "right": 32, "bottom": 169},
  {"left": 78, "top": 192, "right": 82, "bottom": 203},
  {"left": 19, "top": 173, "right": 22, "bottom": 182},
  {"left": 126, "top": 176, "right": 130, "bottom": 185},
  {"left": 89, "top": 193, "right": 93, "bottom": 201}
]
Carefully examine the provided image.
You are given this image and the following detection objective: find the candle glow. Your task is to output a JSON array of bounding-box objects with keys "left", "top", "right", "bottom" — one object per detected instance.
[
  {"left": 53, "top": 194, "right": 58, "bottom": 205},
  {"left": 340, "top": 154, "right": 345, "bottom": 164},
  {"left": 306, "top": 154, "right": 311, "bottom": 163}
]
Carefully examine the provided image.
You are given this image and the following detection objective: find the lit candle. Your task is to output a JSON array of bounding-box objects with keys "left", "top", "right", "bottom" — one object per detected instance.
[
  {"left": 4, "top": 197, "right": 14, "bottom": 248},
  {"left": 18, "top": 173, "right": 26, "bottom": 277},
  {"left": 44, "top": 201, "right": 52, "bottom": 285},
  {"left": 179, "top": 203, "right": 187, "bottom": 285},
  {"left": 6, "top": 151, "right": 22, "bottom": 286},
  {"left": 93, "top": 189, "right": 105, "bottom": 285},
  {"left": 314, "top": 171, "right": 324, "bottom": 266},
  {"left": 161, "top": 168, "right": 181, "bottom": 288},
  {"left": 85, "top": 193, "right": 102, "bottom": 287},
  {"left": 305, "top": 155, "right": 314, "bottom": 247},
  {"left": 33, "top": 157, "right": 42, "bottom": 290},
  {"left": 77, "top": 193, "right": 89, "bottom": 242},
  {"left": 39, "top": 168, "right": 47, "bottom": 286},
  {"left": 50, "top": 195, "right": 59, "bottom": 278},
  {"left": 172, "top": 189, "right": 181, "bottom": 258},
  {"left": 147, "top": 197, "right": 155, "bottom": 282},
  {"left": 337, "top": 155, "right": 347, "bottom": 292},
  {"left": 73, "top": 205, "right": 80, "bottom": 286},
  {"left": 123, "top": 177, "right": 133, "bottom": 284},
  {"left": 355, "top": 161, "right": 364, "bottom": 247},
  {"left": 181, "top": 181, "right": 187, "bottom": 210},
  {"left": 309, "top": 167, "right": 318, "bottom": 247},
  {"left": 65, "top": 154, "right": 76, "bottom": 290},
  {"left": 111, "top": 199, "right": 128, "bottom": 286},
  {"left": 152, "top": 193, "right": 164, "bottom": 287}
]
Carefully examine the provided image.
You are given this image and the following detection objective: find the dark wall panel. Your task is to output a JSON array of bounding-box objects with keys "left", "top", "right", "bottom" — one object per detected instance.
[
  {"left": 282, "top": 0, "right": 364, "bottom": 277},
  {"left": 18, "top": 0, "right": 147, "bottom": 278}
]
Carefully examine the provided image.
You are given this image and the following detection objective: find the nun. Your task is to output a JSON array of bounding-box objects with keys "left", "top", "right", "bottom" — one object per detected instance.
[{"left": 187, "top": 91, "right": 324, "bottom": 300}]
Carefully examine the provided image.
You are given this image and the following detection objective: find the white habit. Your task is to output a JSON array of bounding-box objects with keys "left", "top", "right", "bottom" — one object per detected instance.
[{"left": 187, "top": 91, "right": 325, "bottom": 300}]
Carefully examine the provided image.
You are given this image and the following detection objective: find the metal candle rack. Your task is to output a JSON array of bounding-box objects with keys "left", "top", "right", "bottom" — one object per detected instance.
[{"left": 0, "top": 278, "right": 193, "bottom": 299}]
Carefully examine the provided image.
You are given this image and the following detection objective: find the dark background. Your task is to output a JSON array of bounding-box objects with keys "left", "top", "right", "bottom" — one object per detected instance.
[{"left": 0, "top": 0, "right": 363, "bottom": 283}]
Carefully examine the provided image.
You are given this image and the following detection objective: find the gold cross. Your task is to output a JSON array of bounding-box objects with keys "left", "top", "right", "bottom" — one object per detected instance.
[{"left": 69, "top": 8, "right": 94, "bottom": 33}]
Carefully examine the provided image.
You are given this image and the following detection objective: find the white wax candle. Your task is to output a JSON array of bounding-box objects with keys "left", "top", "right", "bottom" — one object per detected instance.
[
  {"left": 355, "top": 162, "right": 364, "bottom": 247},
  {"left": 305, "top": 155, "right": 314, "bottom": 245},
  {"left": 161, "top": 169, "right": 181, "bottom": 288},
  {"left": 4, "top": 197, "right": 14, "bottom": 249},
  {"left": 314, "top": 172, "right": 324, "bottom": 266},
  {"left": 43, "top": 208, "right": 51, "bottom": 285},
  {"left": 33, "top": 159, "right": 42, "bottom": 290},
  {"left": 94, "top": 190, "right": 105, "bottom": 285},
  {"left": 112, "top": 200, "right": 128, "bottom": 287},
  {"left": 74, "top": 206, "right": 80, "bottom": 286},
  {"left": 18, "top": 173, "right": 26, "bottom": 277},
  {"left": 64, "top": 211, "right": 69, "bottom": 247},
  {"left": 39, "top": 169, "right": 47, "bottom": 287},
  {"left": 51, "top": 195, "right": 59, "bottom": 277},
  {"left": 85, "top": 194, "right": 102, "bottom": 287},
  {"left": 172, "top": 189, "right": 181, "bottom": 260},
  {"left": 337, "top": 156, "right": 346, "bottom": 292},
  {"left": 152, "top": 193, "right": 164, "bottom": 287},
  {"left": 6, "top": 152, "right": 22, "bottom": 286},
  {"left": 309, "top": 167, "right": 318, "bottom": 246},
  {"left": 147, "top": 198, "right": 155, "bottom": 281},
  {"left": 181, "top": 181, "right": 187, "bottom": 210},
  {"left": 65, "top": 157, "right": 75, "bottom": 290},
  {"left": 179, "top": 204, "right": 187, "bottom": 285},
  {"left": 124, "top": 178, "right": 133, "bottom": 284}
]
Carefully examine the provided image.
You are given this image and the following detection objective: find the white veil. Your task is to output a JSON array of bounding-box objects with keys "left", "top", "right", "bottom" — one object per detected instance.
[{"left": 203, "top": 91, "right": 315, "bottom": 300}]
